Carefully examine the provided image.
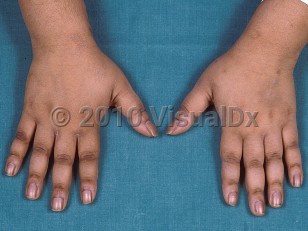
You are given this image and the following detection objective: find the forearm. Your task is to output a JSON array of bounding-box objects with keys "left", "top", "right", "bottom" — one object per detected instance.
[
  {"left": 230, "top": 0, "right": 308, "bottom": 71},
  {"left": 18, "top": 0, "right": 96, "bottom": 55}
]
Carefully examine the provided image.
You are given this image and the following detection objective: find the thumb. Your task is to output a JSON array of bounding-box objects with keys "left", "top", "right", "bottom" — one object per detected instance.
[
  {"left": 112, "top": 80, "right": 158, "bottom": 138},
  {"left": 166, "top": 83, "right": 212, "bottom": 136}
]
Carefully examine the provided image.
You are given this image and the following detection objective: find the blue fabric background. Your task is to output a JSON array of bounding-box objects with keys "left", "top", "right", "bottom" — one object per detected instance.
[{"left": 0, "top": 0, "right": 308, "bottom": 230}]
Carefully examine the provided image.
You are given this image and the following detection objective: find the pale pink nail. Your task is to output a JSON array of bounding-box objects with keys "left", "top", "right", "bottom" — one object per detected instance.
[
  {"left": 271, "top": 191, "right": 282, "bottom": 208},
  {"left": 6, "top": 163, "right": 16, "bottom": 176},
  {"left": 145, "top": 121, "right": 158, "bottom": 137},
  {"left": 52, "top": 197, "right": 64, "bottom": 211},
  {"left": 166, "top": 122, "right": 178, "bottom": 135},
  {"left": 254, "top": 201, "right": 264, "bottom": 216},
  {"left": 26, "top": 183, "right": 38, "bottom": 200},
  {"left": 293, "top": 174, "right": 301, "bottom": 187},
  {"left": 228, "top": 192, "right": 237, "bottom": 206},
  {"left": 82, "top": 190, "right": 92, "bottom": 204}
]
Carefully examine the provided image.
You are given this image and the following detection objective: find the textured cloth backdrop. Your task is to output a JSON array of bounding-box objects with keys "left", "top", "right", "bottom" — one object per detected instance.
[{"left": 0, "top": 0, "right": 308, "bottom": 230}]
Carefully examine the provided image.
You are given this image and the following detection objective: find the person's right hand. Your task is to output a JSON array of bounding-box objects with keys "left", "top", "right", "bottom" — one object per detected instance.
[{"left": 5, "top": 37, "right": 157, "bottom": 212}]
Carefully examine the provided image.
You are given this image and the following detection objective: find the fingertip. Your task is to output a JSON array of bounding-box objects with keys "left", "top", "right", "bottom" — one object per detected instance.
[
  {"left": 253, "top": 201, "right": 265, "bottom": 217},
  {"left": 51, "top": 197, "right": 65, "bottom": 212},
  {"left": 80, "top": 182, "right": 97, "bottom": 205},
  {"left": 145, "top": 121, "right": 158, "bottom": 137},
  {"left": 166, "top": 119, "right": 192, "bottom": 136},
  {"left": 25, "top": 182, "right": 40, "bottom": 200},
  {"left": 133, "top": 121, "right": 158, "bottom": 138},
  {"left": 5, "top": 162, "right": 17, "bottom": 176},
  {"left": 166, "top": 124, "right": 177, "bottom": 136},
  {"left": 81, "top": 189, "right": 94, "bottom": 205},
  {"left": 269, "top": 191, "right": 283, "bottom": 208},
  {"left": 291, "top": 173, "right": 303, "bottom": 188},
  {"left": 51, "top": 189, "right": 67, "bottom": 212},
  {"left": 226, "top": 191, "right": 238, "bottom": 206}
]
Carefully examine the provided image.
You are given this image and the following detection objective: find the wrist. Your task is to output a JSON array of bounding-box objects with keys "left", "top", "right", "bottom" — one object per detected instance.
[
  {"left": 31, "top": 30, "right": 98, "bottom": 58},
  {"left": 19, "top": 0, "right": 97, "bottom": 56},
  {"left": 229, "top": 0, "right": 308, "bottom": 72}
]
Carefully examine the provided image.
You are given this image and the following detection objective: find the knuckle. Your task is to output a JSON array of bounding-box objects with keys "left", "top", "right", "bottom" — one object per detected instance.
[
  {"left": 54, "top": 153, "right": 74, "bottom": 166},
  {"left": 269, "top": 180, "right": 283, "bottom": 188},
  {"left": 15, "top": 130, "right": 30, "bottom": 143},
  {"left": 265, "top": 151, "right": 282, "bottom": 164},
  {"left": 246, "top": 158, "right": 264, "bottom": 169},
  {"left": 285, "top": 140, "right": 299, "bottom": 151},
  {"left": 130, "top": 105, "right": 145, "bottom": 117},
  {"left": 79, "top": 151, "right": 98, "bottom": 163},
  {"left": 249, "top": 187, "right": 264, "bottom": 195},
  {"left": 180, "top": 103, "right": 190, "bottom": 114},
  {"left": 9, "top": 150, "right": 22, "bottom": 160},
  {"left": 28, "top": 172, "right": 42, "bottom": 181},
  {"left": 221, "top": 152, "right": 241, "bottom": 165},
  {"left": 224, "top": 178, "right": 239, "bottom": 186},
  {"left": 53, "top": 183, "right": 66, "bottom": 192},
  {"left": 80, "top": 178, "right": 97, "bottom": 186},
  {"left": 288, "top": 162, "right": 302, "bottom": 170},
  {"left": 32, "top": 144, "right": 49, "bottom": 158}
]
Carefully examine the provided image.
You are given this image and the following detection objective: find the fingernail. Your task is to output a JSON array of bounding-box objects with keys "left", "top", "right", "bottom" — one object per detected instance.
[
  {"left": 293, "top": 174, "right": 301, "bottom": 187},
  {"left": 145, "top": 121, "right": 158, "bottom": 137},
  {"left": 228, "top": 192, "right": 237, "bottom": 206},
  {"left": 5, "top": 163, "right": 16, "bottom": 176},
  {"left": 52, "top": 197, "right": 64, "bottom": 211},
  {"left": 166, "top": 123, "right": 178, "bottom": 135},
  {"left": 82, "top": 190, "right": 92, "bottom": 204},
  {"left": 26, "top": 183, "right": 38, "bottom": 200},
  {"left": 271, "top": 191, "right": 282, "bottom": 208},
  {"left": 254, "top": 201, "right": 265, "bottom": 216}
]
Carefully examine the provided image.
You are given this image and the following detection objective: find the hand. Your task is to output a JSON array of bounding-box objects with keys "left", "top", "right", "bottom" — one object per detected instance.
[
  {"left": 167, "top": 50, "right": 302, "bottom": 216},
  {"left": 167, "top": 0, "right": 307, "bottom": 216},
  {"left": 5, "top": 41, "right": 157, "bottom": 211}
]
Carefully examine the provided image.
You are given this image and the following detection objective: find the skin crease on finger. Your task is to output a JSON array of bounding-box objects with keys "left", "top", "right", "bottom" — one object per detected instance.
[
  {"left": 167, "top": 0, "right": 308, "bottom": 216},
  {"left": 5, "top": 0, "right": 158, "bottom": 212}
]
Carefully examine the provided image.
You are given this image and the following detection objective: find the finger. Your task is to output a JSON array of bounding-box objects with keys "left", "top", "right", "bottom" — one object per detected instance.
[
  {"left": 220, "top": 129, "right": 242, "bottom": 206},
  {"left": 166, "top": 84, "right": 212, "bottom": 136},
  {"left": 51, "top": 131, "right": 76, "bottom": 212},
  {"left": 113, "top": 80, "right": 158, "bottom": 138},
  {"left": 264, "top": 131, "right": 284, "bottom": 208},
  {"left": 282, "top": 120, "right": 303, "bottom": 188},
  {"left": 78, "top": 128, "right": 100, "bottom": 204},
  {"left": 25, "top": 126, "right": 54, "bottom": 200},
  {"left": 243, "top": 135, "right": 265, "bottom": 216},
  {"left": 5, "top": 112, "right": 36, "bottom": 176}
]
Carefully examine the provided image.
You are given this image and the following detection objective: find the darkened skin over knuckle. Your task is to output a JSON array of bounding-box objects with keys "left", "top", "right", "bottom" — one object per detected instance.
[
  {"left": 224, "top": 179, "right": 239, "bottom": 186},
  {"left": 288, "top": 162, "right": 302, "bottom": 170},
  {"left": 221, "top": 152, "right": 241, "bottom": 165},
  {"left": 53, "top": 183, "right": 66, "bottom": 192},
  {"left": 265, "top": 151, "right": 282, "bottom": 164},
  {"left": 269, "top": 180, "right": 283, "bottom": 188},
  {"left": 285, "top": 140, "right": 299, "bottom": 151},
  {"left": 9, "top": 150, "right": 22, "bottom": 160},
  {"left": 80, "top": 178, "right": 97, "bottom": 186},
  {"left": 32, "top": 144, "right": 49, "bottom": 158},
  {"left": 246, "top": 158, "right": 264, "bottom": 169},
  {"left": 29, "top": 172, "right": 42, "bottom": 181},
  {"left": 15, "top": 130, "right": 30, "bottom": 143},
  {"left": 54, "top": 153, "right": 74, "bottom": 166},
  {"left": 79, "top": 151, "right": 98, "bottom": 163},
  {"left": 249, "top": 188, "right": 264, "bottom": 196}
]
